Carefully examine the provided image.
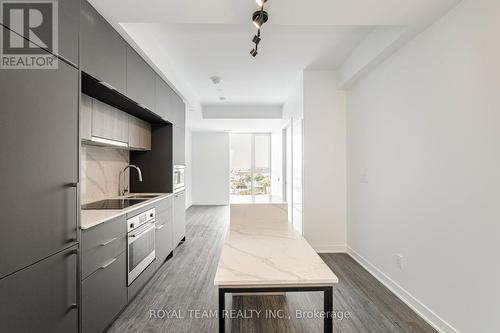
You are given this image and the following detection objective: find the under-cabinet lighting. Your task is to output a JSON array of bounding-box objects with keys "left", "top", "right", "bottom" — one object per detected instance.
[{"left": 90, "top": 136, "right": 128, "bottom": 148}]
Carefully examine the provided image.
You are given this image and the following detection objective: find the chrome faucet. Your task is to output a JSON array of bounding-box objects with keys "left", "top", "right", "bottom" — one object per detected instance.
[{"left": 119, "top": 165, "right": 143, "bottom": 196}]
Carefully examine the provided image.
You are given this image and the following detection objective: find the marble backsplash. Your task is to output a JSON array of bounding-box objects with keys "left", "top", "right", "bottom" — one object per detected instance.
[{"left": 80, "top": 145, "right": 130, "bottom": 204}]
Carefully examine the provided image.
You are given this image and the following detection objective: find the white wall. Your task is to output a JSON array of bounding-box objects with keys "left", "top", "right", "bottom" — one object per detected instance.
[
  {"left": 346, "top": 0, "right": 500, "bottom": 332},
  {"left": 191, "top": 131, "right": 230, "bottom": 205},
  {"left": 270, "top": 129, "right": 283, "bottom": 199},
  {"left": 303, "top": 70, "right": 347, "bottom": 253},
  {"left": 185, "top": 128, "right": 192, "bottom": 209}
]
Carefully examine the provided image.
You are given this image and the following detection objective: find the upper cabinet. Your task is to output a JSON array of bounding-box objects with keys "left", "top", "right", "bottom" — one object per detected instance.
[
  {"left": 80, "top": 0, "right": 126, "bottom": 94},
  {"left": 173, "top": 93, "right": 186, "bottom": 129},
  {"left": 173, "top": 125, "right": 185, "bottom": 165},
  {"left": 126, "top": 46, "right": 155, "bottom": 112},
  {"left": 155, "top": 74, "right": 186, "bottom": 127},
  {"left": 81, "top": 94, "right": 151, "bottom": 151},
  {"left": 92, "top": 99, "right": 129, "bottom": 144},
  {"left": 129, "top": 116, "right": 152, "bottom": 151},
  {"left": 155, "top": 74, "right": 175, "bottom": 123},
  {"left": 0, "top": 0, "right": 80, "bottom": 66},
  {"left": 80, "top": 94, "right": 93, "bottom": 141}
]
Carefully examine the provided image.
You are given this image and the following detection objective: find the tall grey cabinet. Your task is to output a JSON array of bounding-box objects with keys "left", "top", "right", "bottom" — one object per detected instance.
[
  {"left": 80, "top": 0, "right": 127, "bottom": 94},
  {"left": 0, "top": 21, "right": 79, "bottom": 333}
]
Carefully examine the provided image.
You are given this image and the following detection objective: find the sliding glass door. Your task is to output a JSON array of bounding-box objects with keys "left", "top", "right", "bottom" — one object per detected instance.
[{"left": 230, "top": 133, "right": 271, "bottom": 203}]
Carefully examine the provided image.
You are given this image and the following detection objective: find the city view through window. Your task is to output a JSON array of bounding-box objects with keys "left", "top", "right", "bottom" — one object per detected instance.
[{"left": 230, "top": 133, "right": 271, "bottom": 203}]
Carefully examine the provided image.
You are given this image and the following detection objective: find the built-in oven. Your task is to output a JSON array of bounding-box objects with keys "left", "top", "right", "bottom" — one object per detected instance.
[
  {"left": 127, "top": 208, "right": 156, "bottom": 285},
  {"left": 173, "top": 165, "right": 185, "bottom": 193}
]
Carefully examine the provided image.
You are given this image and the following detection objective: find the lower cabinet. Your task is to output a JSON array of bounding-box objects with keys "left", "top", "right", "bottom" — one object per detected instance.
[
  {"left": 156, "top": 208, "right": 174, "bottom": 264},
  {"left": 0, "top": 245, "right": 78, "bottom": 333},
  {"left": 82, "top": 252, "right": 127, "bottom": 333},
  {"left": 174, "top": 191, "right": 186, "bottom": 246}
]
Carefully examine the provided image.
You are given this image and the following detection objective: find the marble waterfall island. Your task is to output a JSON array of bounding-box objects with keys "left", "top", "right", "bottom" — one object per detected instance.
[{"left": 214, "top": 204, "right": 338, "bottom": 333}]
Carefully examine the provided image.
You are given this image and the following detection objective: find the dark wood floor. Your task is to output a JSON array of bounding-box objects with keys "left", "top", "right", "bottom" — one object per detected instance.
[{"left": 108, "top": 205, "right": 436, "bottom": 333}]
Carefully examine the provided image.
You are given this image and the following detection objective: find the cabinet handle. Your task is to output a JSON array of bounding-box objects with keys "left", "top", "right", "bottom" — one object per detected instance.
[
  {"left": 99, "top": 258, "right": 117, "bottom": 270},
  {"left": 100, "top": 237, "right": 117, "bottom": 246},
  {"left": 156, "top": 225, "right": 164, "bottom": 230},
  {"left": 67, "top": 182, "right": 78, "bottom": 188}
]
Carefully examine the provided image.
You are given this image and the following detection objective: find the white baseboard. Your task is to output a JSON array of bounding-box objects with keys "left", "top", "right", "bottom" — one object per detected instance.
[
  {"left": 191, "top": 201, "right": 229, "bottom": 206},
  {"left": 346, "top": 247, "right": 460, "bottom": 333},
  {"left": 312, "top": 244, "right": 347, "bottom": 253}
]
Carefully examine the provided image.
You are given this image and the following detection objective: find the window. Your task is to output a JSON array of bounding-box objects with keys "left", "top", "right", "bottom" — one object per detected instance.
[{"left": 230, "top": 133, "right": 271, "bottom": 203}]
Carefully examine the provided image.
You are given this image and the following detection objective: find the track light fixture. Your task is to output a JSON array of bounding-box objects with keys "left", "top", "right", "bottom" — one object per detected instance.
[
  {"left": 250, "top": 1, "right": 268, "bottom": 57},
  {"left": 253, "top": 30, "right": 261, "bottom": 45},
  {"left": 252, "top": 10, "right": 268, "bottom": 29}
]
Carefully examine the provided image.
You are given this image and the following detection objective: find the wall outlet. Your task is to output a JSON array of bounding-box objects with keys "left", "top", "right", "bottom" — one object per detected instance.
[{"left": 396, "top": 254, "right": 404, "bottom": 270}]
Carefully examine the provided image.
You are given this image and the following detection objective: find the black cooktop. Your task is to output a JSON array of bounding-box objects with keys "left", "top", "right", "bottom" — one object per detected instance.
[{"left": 81, "top": 198, "right": 149, "bottom": 210}]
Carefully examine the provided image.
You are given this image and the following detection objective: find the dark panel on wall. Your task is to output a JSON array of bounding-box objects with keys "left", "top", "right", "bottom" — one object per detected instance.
[{"left": 130, "top": 124, "right": 173, "bottom": 193}]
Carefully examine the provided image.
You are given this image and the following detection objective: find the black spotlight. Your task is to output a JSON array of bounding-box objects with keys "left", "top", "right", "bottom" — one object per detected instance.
[
  {"left": 250, "top": 48, "right": 258, "bottom": 57},
  {"left": 253, "top": 30, "right": 261, "bottom": 45},
  {"left": 252, "top": 10, "right": 268, "bottom": 29}
]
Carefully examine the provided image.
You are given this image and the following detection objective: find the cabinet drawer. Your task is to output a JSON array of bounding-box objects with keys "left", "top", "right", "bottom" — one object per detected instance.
[
  {"left": 82, "top": 234, "right": 126, "bottom": 279},
  {"left": 82, "top": 215, "right": 126, "bottom": 251},
  {"left": 82, "top": 253, "right": 127, "bottom": 333}
]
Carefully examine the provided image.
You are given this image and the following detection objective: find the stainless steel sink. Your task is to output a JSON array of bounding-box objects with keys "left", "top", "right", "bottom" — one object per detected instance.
[{"left": 126, "top": 194, "right": 160, "bottom": 199}]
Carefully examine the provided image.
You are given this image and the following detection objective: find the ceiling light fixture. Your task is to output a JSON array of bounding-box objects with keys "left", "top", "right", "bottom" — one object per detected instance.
[
  {"left": 210, "top": 76, "right": 222, "bottom": 85},
  {"left": 249, "top": 2, "right": 268, "bottom": 58},
  {"left": 252, "top": 10, "right": 268, "bottom": 29},
  {"left": 252, "top": 32, "right": 261, "bottom": 45}
]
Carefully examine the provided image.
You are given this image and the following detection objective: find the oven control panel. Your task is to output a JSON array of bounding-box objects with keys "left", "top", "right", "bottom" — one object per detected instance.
[{"left": 127, "top": 208, "right": 155, "bottom": 232}]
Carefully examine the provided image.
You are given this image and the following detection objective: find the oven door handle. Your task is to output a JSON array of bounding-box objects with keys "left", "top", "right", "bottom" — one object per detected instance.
[{"left": 128, "top": 221, "right": 156, "bottom": 239}]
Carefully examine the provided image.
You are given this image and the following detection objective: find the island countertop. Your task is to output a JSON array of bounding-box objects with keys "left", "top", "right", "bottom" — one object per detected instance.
[
  {"left": 214, "top": 204, "right": 338, "bottom": 288},
  {"left": 80, "top": 193, "right": 173, "bottom": 230}
]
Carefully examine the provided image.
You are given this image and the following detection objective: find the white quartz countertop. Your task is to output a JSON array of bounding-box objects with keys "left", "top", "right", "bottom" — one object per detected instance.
[
  {"left": 214, "top": 204, "right": 339, "bottom": 288},
  {"left": 80, "top": 193, "right": 173, "bottom": 230}
]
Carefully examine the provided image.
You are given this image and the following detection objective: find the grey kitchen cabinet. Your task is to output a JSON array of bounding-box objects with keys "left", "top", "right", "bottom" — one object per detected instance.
[
  {"left": 129, "top": 115, "right": 152, "bottom": 151},
  {"left": 156, "top": 197, "right": 174, "bottom": 264},
  {"left": 128, "top": 258, "right": 157, "bottom": 301},
  {"left": 155, "top": 74, "right": 176, "bottom": 122},
  {"left": 81, "top": 0, "right": 126, "bottom": 93},
  {"left": 173, "top": 94, "right": 186, "bottom": 128},
  {"left": 80, "top": 93, "right": 93, "bottom": 141},
  {"left": 173, "top": 191, "right": 186, "bottom": 246},
  {"left": 0, "top": 245, "right": 78, "bottom": 333},
  {"left": 82, "top": 252, "right": 127, "bottom": 333},
  {"left": 174, "top": 125, "right": 186, "bottom": 165},
  {"left": 0, "top": 0, "right": 80, "bottom": 66},
  {"left": 92, "top": 98, "right": 129, "bottom": 144},
  {"left": 82, "top": 233, "right": 126, "bottom": 279},
  {"left": 82, "top": 214, "right": 126, "bottom": 279},
  {"left": 0, "top": 57, "right": 78, "bottom": 279},
  {"left": 127, "top": 46, "right": 155, "bottom": 111}
]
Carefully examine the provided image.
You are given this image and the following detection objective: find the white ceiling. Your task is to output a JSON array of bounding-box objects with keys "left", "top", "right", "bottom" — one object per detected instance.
[
  {"left": 89, "top": 0, "right": 460, "bottom": 131},
  {"left": 121, "top": 23, "right": 372, "bottom": 104}
]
